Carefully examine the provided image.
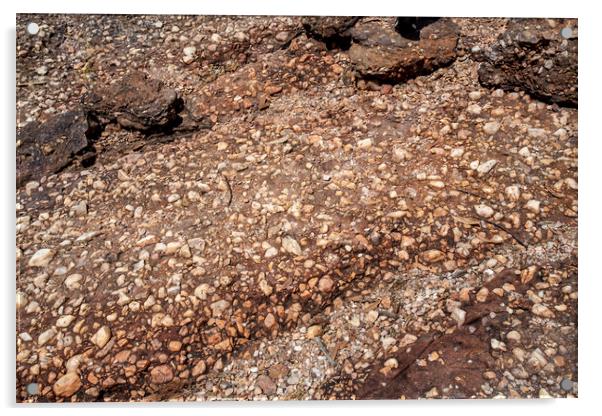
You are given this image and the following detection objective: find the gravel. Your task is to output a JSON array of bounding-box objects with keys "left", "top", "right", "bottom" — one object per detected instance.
[{"left": 16, "top": 14, "right": 578, "bottom": 402}]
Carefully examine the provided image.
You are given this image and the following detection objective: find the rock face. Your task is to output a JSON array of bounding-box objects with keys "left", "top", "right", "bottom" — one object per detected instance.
[
  {"left": 476, "top": 18, "right": 577, "bottom": 107},
  {"left": 348, "top": 18, "right": 459, "bottom": 83},
  {"left": 303, "top": 17, "right": 360, "bottom": 48},
  {"left": 82, "top": 71, "right": 182, "bottom": 132},
  {"left": 16, "top": 110, "right": 94, "bottom": 187}
]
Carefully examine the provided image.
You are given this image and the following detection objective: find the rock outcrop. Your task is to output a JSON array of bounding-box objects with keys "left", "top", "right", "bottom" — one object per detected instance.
[
  {"left": 476, "top": 18, "right": 578, "bottom": 107},
  {"left": 347, "top": 17, "right": 459, "bottom": 83},
  {"left": 16, "top": 110, "right": 95, "bottom": 187},
  {"left": 82, "top": 71, "right": 183, "bottom": 132}
]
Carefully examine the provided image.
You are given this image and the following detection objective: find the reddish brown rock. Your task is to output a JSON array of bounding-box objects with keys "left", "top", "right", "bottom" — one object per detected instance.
[
  {"left": 348, "top": 18, "right": 459, "bottom": 83},
  {"left": 52, "top": 372, "right": 82, "bottom": 398},
  {"left": 150, "top": 365, "right": 174, "bottom": 384},
  {"left": 82, "top": 71, "right": 182, "bottom": 132},
  {"left": 256, "top": 375, "right": 277, "bottom": 395}
]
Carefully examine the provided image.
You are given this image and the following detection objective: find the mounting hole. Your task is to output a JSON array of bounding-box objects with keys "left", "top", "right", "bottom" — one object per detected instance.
[{"left": 26, "top": 22, "right": 39, "bottom": 35}]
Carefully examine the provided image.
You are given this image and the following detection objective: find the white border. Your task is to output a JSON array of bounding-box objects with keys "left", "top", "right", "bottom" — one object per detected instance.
[{"left": 2, "top": 1, "right": 599, "bottom": 415}]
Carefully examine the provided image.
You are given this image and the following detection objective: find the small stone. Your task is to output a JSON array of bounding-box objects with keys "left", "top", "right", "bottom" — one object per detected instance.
[
  {"left": 281, "top": 236, "right": 302, "bottom": 256},
  {"left": 506, "top": 330, "right": 521, "bottom": 341},
  {"left": 26, "top": 383, "right": 39, "bottom": 396},
  {"left": 560, "top": 378, "right": 573, "bottom": 392},
  {"left": 392, "top": 145, "right": 409, "bottom": 162},
  {"left": 275, "top": 31, "right": 289, "bottom": 42},
  {"left": 450, "top": 147, "right": 464, "bottom": 158},
  {"left": 399, "top": 334, "right": 418, "bottom": 348},
  {"left": 384, "top": 358, "right": 399, "bottom": 369},
  {"left": 318, "top": 276, "right": 335, "bottom": 293},
  {"left": 210, "top": 299, "right": 230, "bottom": 317},
  {"left": 474, "top": 204, "right": 494, "bottom": 218},
  {"left": 306, "top": 325, "right": 323, "bottom": 339},
  {"left": 287, "top": 373, "right": 300, "bottom": 385},
  {"left": 264, "top": 313, "right": 276, "bottom": 329},
  {"left": 421, "top": 249, "right": 445, "bottom": 263},
  {"left": 451, "top": 308, "right": 466, "bottom": 326},
  {"left": 467, "top": 104, "right": 482, "bottom": 115},
  {"left": 150, "top": 365, "right": 174, "bottom": 384},
  {"left": 483, "top": 121, "right": 500, "bottom": 135},
  {"left": 168, "top": 340, "right": 182, "bottom": 352},
  {"left": 528, "top": 128, "right": 546, "bottom": 138},
  {"left": 357, "top": 138, "right": 373, "bottom": 149},
  {"left": 234, "top": 31, "right": 248, "bottom": 42},
  {"left": 65, "top": 354, "right": 84, "bottom": 372},
  {"left": 36, "top": 65, "right": 48, "bottom": 76},
  {"left": 429, "top": 180, "right": 445, "bottom": 189},
  {"left": 264, "top": 246, "right": 278, "bottom": 258},
  {"left": 476, "top": 287, "right": 489, "bottom": 302},
  {"left": 491, "top": 338, "right": 506, "bottom": 350},
  {"left": 469, "top": 91, "right": 482, "bottom": 100},
  {"left": 91, "top": 326, "right": 111, "bottom": 348},
  {"left": 16, "top": 292, "right": 27, "bottom": 309},
  {"left": 183, "top": 46, "right": 196, "bottom": 57},
  {"left": 167, "top": 194, "right": 180, "bottom": 203},
  {"left": 528, "top": 348, "right": 548, "bottom": 368},
  {"left": 525, "top": 199, "right": 541, "bottom": 213},
  {"left": 192, "top": 360, "right": 207, "bottom": 377},
  {"left": 532, "top": 303, "right": 554, "bottom": 318},
  {"left": 538, "top": 388, "right": 552, "bottom": 398},
  {"left": 53, "top": 373, "right": 81, "bottom": 398},
  {"left": 64, "top": 274, "right": 83, "bottom": 290},
  {"left": 28, "top": 249, "right": 55, "bottom": 267},
  {"left": 518, "top": 146, "right": 531, "bottom": 157},
  {"left": 256, "top": 374, "right": 277, "bottom": 395},
  {"left": 382, "top": 337, "right": 397, "bottom": 349},
  {"left": 56, "top": 315, "right": 75, "bottom": 328},
  {"left": 505, "top": 185, "right": 521, "bottom": 202},
  {"left": 521, "top": 265, "right": 539, "bottom": 284},
  {"left": 38, "top": 328, "right": 56, "bottom": 346},
  {"left": 425, "top": 387, "right": 439, "bottom": 398},
  {"left": 477, "top": 159, "right": 497, "bottom": 175}
]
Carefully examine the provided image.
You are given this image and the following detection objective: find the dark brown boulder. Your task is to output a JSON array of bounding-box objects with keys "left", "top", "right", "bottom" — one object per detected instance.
[
  {"left": 348, "top": 18, "right": 459, "bottom": 83},
  {"left": 16, "top": 110, "right": 96, "bottom": 187},
  {"left": 82, "top": 71, "right": 182, "bottom": 132},
  {"left": 303, "top": 17, "right": 360, "bottom": 49},
  {"left": 476, "top": 18, "right": 577, "bottom": 107}
]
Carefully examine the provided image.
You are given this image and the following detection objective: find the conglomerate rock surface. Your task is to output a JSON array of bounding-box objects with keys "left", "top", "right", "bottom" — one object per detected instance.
[{"left": 16, "top": 15, "right": 578, "bottom": 402}]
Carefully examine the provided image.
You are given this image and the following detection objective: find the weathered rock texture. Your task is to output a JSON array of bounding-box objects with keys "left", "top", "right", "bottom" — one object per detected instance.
[
  {"left": 16, "top": 15, "right": 577, "bottom": 403},
  {"left": 16, "top": 110, "right": 95, "bottom": 187},
  {"left": 82, "top": 71, "right": 183, "bottom": 131},
  {"left": 476, "top": 18, "right": 578, "bottom": 107},
  {"left": 303, "top": 17, "right": 360, "bottom": 49},
  {"left": 348, "top": 18, "right": 459, "bottom": 83}
]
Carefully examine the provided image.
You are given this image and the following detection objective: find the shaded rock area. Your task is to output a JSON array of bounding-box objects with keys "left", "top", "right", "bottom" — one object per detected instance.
[
  {"left": 16, "top": 71, "right": 208, "bottom": 188},
  {"left": 82, "top": 71, "right": 183, "bottom": 132},
  {"left": 347, "top": 18, "right": 459, "bottom": 83},
  {"left": 16, "top": 110, "right": 96, "bottom": 187},
  {"left": 303, "top": 17, "right": 360, "bottom": 49},
  {"left": 16, "top": 15, "right": 577, "bottom": 403},
  {"left": 476, "top": 18, "right": 578, "bottom": 107},
  {"left": 355, "top": 268, "right": 545, "bottom": 399}
]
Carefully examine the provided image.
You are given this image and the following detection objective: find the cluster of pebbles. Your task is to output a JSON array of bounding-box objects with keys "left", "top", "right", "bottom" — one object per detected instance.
[{"left": 16, "top": 15, "right": 577, "bottom": 402}]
